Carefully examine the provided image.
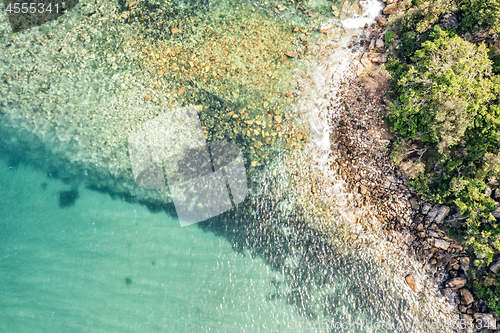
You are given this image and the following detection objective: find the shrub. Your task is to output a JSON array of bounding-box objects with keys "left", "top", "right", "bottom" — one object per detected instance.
[
  {"left": 388, "top": 26, "right": 500, "bottom": 262},
  {"left": 385, "top": 30, "right": 396, "bottom": 45},
  {"left": 391, "top": 0, "right": 456, "bottom": 33},
  {"left": 460, "top": 0, "right": 500, "bottom": 34}
]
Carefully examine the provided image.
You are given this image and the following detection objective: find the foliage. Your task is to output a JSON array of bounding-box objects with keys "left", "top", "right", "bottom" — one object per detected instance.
[
  {"left": 459, "top": 0, "right": 500, "bottom": 34},
  {"left": 471, "top": 270, "right": 500, "bottom": 317},
  {"left": 386, "top": 0, "right": 500, "bottom": 312},
  {"left": 388, "top": 26, "right": 500, "bottom": 261},
  {"left": 390, "top": 0, "right": 456, "bottom": 33},
  {"left": 384, "top": 30, "right": 396, "bottom": 45}
]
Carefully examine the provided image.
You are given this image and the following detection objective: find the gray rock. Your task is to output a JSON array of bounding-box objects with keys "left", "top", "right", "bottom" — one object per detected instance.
[
  {"left": 375, "top": 38, "right": 385, "bottom": 49},
  {"left": 369, "top": 39, "right": 375, "bottom": 50},
  {"left": 494, "top": 188, "right": 500, "bottom": 201},
  {"left": 460, "top": 288, "right": 474, "bottom": 305},
  {"left": 387, "top": 175, "right": 397, "bottom": 183},
  {"left": 493, "top": 209, "right": 500, "bottom": 219},
  {"left": 489, "top": 177, "right": 499, "bottom": 187},
  {"left": 421, "top": 202, "right": 432, "bottom": 215},
  {"left": 434, "top": 239, "right": 450, "bottom": 250},
  {"left": 425, "top": 204, "right": 441, "bottom": 222},
  {"left": 460, "top": 257, "right": 470, "bottom": 274},
  {"left": 485, "top": 185, "right": 492, "bottom": 197},
  {"left": 473, "top": 313, "right": 496, "bottom": 330},
  {"left": 371, "top": 53, "right": 387, "bottom": 63},
  {"left": 434, "top": 205, "right": 450, "bottom": 224},
  {"left": 439, "top": 13, "right": 459, "bottom": 31},
  {"left": 428, "top": 230, "right": 439, "bottom": 238},
  {"left": 446, "top": 277, "right": 467, "bottom": 289},
  {"left": 490, "top": 260, "right": 500, "bottom": 274}
]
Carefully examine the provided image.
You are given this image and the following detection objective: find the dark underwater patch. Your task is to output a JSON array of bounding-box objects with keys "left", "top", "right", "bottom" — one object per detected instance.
[
  {"left": 58, "top": 188, "right": 79, "bottom": 208},
  {"left": 125, "top": 277, "right": 132, "bottom": 286}
]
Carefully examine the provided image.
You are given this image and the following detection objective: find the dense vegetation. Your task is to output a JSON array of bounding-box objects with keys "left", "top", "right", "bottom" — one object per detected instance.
[{"left": 385, "top": 0, "right": 500, "bottom": 314}]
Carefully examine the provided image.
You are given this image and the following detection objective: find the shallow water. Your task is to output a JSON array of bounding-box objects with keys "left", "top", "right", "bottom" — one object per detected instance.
[{"left": 0, "top": 0, "right": 462, "bottom": 332}]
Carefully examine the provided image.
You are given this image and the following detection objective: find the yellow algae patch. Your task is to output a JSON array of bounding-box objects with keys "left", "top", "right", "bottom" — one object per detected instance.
[{"left": 125, "top": 4, "right": 319, "bottom": 168}]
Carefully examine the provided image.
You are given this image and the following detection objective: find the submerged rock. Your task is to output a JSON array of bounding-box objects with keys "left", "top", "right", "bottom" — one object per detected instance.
[
  {"left": 405, "top": 274, "right": 419, "bottom": 293},
  {"left": 58, "top": 188, "right": 80, "bottom": 208}
]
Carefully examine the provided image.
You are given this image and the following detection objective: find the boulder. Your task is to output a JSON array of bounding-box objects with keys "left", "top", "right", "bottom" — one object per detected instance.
[
  {"left": 473, "top": 313, "right": 496, "bottom": 330},
  {"left": 494, "top": 188, "right": 500, "bottom": 201},
  {"left": 359, "top": 184, "right": 368, "bottom": 195},
  {"left": 405, "top": 274, "right": 419, "bottom": 293},
  {"left": 375, "top": 39, "right": 385, "bottom": 49},
  {"left": 488, "top": 177, "right": 499, "bottom": 187},
  {"left": 446, "top": 277, "right": 467, "bottom": 289},
  {"left": 369, "top": 39, "right": 375, "bottom": 50},
  {"left": 460, "top": 257, "right": 470, "bottom": 273},
  {"left": 425, "top": 205, "right": 441, "bottom": 223},
  {"left": 485, "top": 185, "right": 492, "bottom": 197},
  {"left": 409, "top": 197, "right": 419, "bottom": 210},
  {"left": 383, "top": 3, "right": 398, "bottom": 15},
  {"left": 493, "top": 209, "right": 500, "bottom": 219},
  {"left": 434, "top": 205, "right": 450, "bottom": 224},
  {"left": 428, "top": 230, "right": 439, "bottom": 238},
  {"left": 421, "top": 202, "right": 432, "bottom": 215},
  {"left": 375, "top": 16, "right": 388, "bottom": 27},
  {"left": 490, "top": 260, "right": 500, "bottom": 274},
  {"left": 434, "top": 239, "right": 450, "bottom": 250},
  {"left": 371, "top": 53, "right": 387, "bottom": 63},
  {"left": 460, "top": 288, "right": 474, "bottom": 305}
]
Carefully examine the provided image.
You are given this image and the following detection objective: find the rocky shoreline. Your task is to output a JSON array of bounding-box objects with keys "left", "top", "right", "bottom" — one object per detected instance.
[{"left": 329, "top": 2, "right": 500, "bottom": 331}]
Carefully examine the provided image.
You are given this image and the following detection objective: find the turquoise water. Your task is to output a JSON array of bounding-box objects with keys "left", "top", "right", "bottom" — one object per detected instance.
[{"left": 0, "top": 155, "right": 301, "bottom": 332}]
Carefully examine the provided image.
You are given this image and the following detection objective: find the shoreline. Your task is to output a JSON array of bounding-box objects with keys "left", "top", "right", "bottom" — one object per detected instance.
[{"left": 333, "top": 9, "right": 500, "bottom": 331}]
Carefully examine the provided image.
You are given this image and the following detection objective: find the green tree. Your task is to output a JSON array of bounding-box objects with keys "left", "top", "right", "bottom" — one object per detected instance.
[{"left": 460, "top": 0, "right": 500, "bottom": 33}]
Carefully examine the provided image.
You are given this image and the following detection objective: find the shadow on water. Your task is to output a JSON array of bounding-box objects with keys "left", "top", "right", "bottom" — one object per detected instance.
[
  {"left": 58, "top": 188, "right": 80, "bottom": 208},
  {"left": 0, "top": 124, "right": 408, "bottom": 328}
]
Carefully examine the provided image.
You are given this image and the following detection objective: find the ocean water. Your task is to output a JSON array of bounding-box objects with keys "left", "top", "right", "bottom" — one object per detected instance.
[
  {"left": 0, "top": 155, "right": 300, "bottom": 333},
  {"left": 0, "top": 0, "right": 462, "bottom": 332}
]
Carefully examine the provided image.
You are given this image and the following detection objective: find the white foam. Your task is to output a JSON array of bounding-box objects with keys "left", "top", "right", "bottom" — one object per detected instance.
[{"left": 342, "top": 0, "right": 385, "bottom": 29}]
